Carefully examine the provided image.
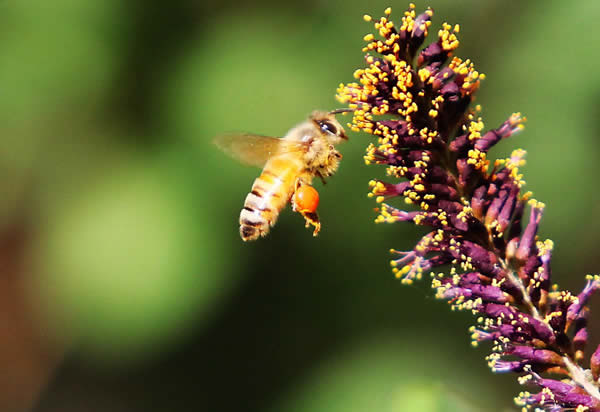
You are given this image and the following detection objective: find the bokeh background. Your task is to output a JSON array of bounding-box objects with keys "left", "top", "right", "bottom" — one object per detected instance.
[{"left": 1, "top": 0, "right": 600, "bottom": 411}]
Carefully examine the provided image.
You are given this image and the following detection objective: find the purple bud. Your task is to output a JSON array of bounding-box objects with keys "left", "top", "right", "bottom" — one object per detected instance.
[
  {"left": 474, "top": 114, "right": 524, "bottom": 152},
  {"left": 456, "top": 158, "right": 473, "bottom": 187},
  {"left": 496, "top": 186, "right": 519, "bottom": 233},
  {"left": 408, "top": 10, "right": 433, "bottom": 55},
  {"left": 428, "top": 183, "right": 458, "bottom": 200},
  {"left": 448, "top": 134, "right": 471, "bottom": 154},
  {"left": 516, "top": 203, "right": 544, "bottom": 262},
  {"left": 507, "top": 198, "right": 524, "bottom": 240},
  {"left": 485, "top": 188, "right": 509, "bottom": 226},
  {"left": 459, "top": 240, "right": 502, "bottom": 277},
  {"left": 474, "top": 129, "right": 503, "bottom": 152},
  {"left": 567, "top": 278, "right": 600, "bottom": 326},
  {"left": 418, "top": 42, "right": 445, "bottom": 67},
  {"left": 492, "top": 359, "right": 526, "bottom": 373},
  {"left": 471, "top": 185, "right": 487, "bottom": 218},
  {"left": 382, "top": 206, "right": 421, "bottom": 223},
  {"left": 507, "top": 345, "right": 563, "bottom": 365},
  {"left": 592, "top": 345, "right": 600, "bottom": 381},
  {"left": 573, "top": 325, "right": 588, "bottom": 360}
]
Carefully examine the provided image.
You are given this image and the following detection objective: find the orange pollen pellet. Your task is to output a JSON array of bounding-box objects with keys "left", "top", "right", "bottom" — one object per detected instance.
[{"left": 294, "top": 185, "right": 320, "bottom": 213}]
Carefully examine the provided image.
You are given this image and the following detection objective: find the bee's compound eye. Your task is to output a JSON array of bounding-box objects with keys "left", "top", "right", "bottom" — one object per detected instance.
[
  {"left": 319, "top": 121, "right": 338, "bottom": 135},
  {"left": 294, "top": 185, "right": 320, "bottom": 213}
]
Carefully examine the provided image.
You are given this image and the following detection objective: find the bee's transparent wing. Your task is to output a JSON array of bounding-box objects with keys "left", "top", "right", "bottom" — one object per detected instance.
[{"left": 213, "top": 133, "right": 307, "bottom": 167}]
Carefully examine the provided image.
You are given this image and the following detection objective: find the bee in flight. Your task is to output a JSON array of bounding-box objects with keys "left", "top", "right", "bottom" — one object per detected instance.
[{"left": 214, "top": 110, "right": 349, "bottom": 241}]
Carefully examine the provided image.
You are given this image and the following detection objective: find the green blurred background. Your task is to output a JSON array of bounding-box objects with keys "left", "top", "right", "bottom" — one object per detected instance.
[{"left": 1, "top": 0, "right": 599, "bottom": 411}]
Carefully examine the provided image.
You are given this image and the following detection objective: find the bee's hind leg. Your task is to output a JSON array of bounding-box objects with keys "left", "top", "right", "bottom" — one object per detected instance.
[
  {"left": 302, "top": 211, "right": 321, "bottom": 237},
  {"left": 292, "top": 178, "right": 321, "bottom": 237}
]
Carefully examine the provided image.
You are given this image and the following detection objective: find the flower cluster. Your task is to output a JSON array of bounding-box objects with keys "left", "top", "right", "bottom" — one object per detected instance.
[{"left": 337, "top": 5, "right": 600, "bottom": 411}]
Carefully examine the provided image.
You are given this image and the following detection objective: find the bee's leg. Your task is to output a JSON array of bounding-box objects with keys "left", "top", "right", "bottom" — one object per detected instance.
[
  {"left": 302, "top": 211, "right": 321, "bottom": 237},
  {"left": 292, "top": 178, "right": 321, "bottom": 236},
  {"left": 316, "top": 171, "right": 327, "bottom": 185},
  {"left": 291, "top": 177, "right": 303, "bottom": 212},
  {"left": 328, "top": 145, "right": 342, "bottom": 160}
]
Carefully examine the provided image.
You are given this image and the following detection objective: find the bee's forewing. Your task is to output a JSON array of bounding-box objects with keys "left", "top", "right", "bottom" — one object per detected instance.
[{"left": 213, "top": 133, "right": 306, "bottom": 167}]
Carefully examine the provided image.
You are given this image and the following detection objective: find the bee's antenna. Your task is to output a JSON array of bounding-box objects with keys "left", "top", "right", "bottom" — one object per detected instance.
[{"left": 329, "top": 108, "right": 355, "bottom": 115}]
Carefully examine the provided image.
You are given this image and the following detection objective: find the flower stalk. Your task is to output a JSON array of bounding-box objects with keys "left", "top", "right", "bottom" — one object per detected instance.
[{"left": 337, "top": 4, "right": 600, "bottom": 410}]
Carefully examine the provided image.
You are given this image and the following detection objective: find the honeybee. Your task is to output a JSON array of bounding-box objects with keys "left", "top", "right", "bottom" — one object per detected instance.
[{"left": 214, "top": 110, "right": 349, "bottom": 241}]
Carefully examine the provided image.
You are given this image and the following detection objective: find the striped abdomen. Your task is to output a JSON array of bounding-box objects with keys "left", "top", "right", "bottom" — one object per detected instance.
[{"left": 239, "top": 156, "right": 302, "bottom": 241}]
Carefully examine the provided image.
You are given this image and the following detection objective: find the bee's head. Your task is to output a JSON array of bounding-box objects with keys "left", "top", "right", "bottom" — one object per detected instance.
[{"left": 310, "top": 110, "right": 349, "bottom": 144}]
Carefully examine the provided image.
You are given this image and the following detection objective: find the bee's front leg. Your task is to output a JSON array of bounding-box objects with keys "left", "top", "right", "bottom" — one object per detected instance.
[
  {"left": 329, "top": 145, "right": 342, "bottom": 161},
  {"left": 316, "top": 171, "right": 327, "bottom": 185},
  {"left": 292, "top": 178, "right": 321, "bottom": 236}
]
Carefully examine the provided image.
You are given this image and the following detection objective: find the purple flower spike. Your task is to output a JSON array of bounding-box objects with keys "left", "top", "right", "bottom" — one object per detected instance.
[{"left": 338, "top": 5, "right": 600, "bottom": 410}]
